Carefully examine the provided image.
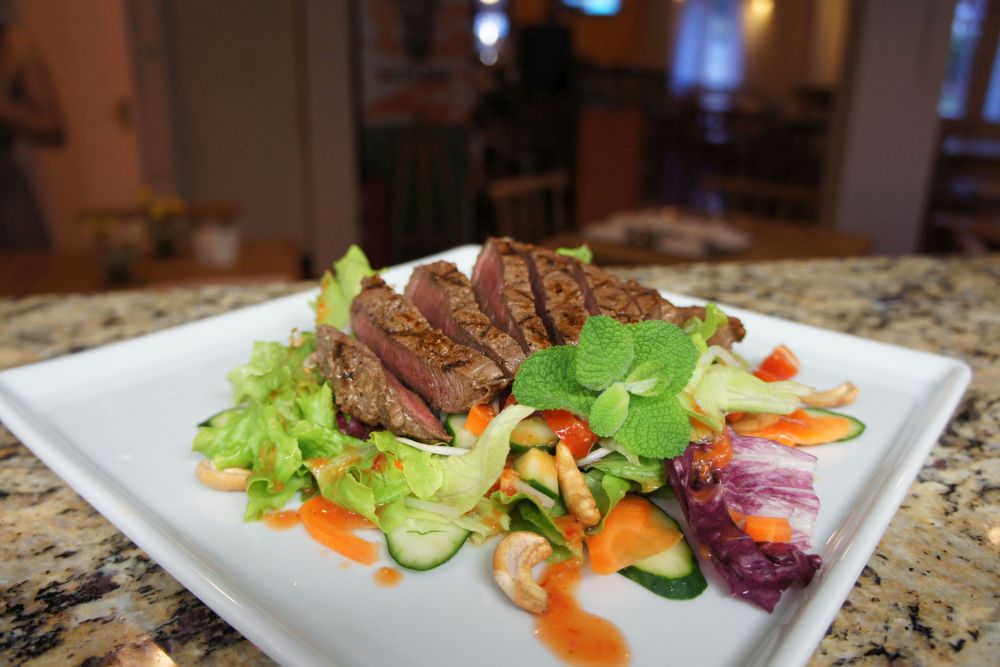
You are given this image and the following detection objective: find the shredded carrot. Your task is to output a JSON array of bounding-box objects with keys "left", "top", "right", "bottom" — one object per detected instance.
[
  {"left": 464, "top": 404, "right": 496, "bottom": 436},
  {"left": 586, "top": 496, "right": 682, "bottom": 575},
  {"left": 743, "top": 515, "right": 793, "bottom": 543}
]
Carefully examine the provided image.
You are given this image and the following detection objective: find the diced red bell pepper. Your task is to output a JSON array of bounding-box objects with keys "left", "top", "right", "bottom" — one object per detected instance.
[
  {"left": 753, "top": 344, "right": 800, "bottom": 382},
  {"left": 542, "top": 409, "right": 598, "bottom": 459}
]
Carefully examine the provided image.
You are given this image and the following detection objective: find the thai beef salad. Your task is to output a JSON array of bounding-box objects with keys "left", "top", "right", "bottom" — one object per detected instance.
[{"left": 192, "top": 238, "right": 864, "bottom": 621}]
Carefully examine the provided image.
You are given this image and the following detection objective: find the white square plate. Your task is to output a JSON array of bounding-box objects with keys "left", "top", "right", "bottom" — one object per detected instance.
[{"left": 0, "top": 245, "right": 971, "bottom": 667}]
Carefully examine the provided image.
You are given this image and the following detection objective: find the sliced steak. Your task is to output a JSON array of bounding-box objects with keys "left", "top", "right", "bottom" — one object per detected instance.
[
  {"left": 513, "top": 242, "right": 589, "bottom": 344},
  {"left": 315, "top": 325, "right": 449, "bottom": 442},
  {"left": 352, "top": 274, "right": 507, "bottom": 413},
  {"left": 471, "top": 237, "right": 551, "bottom": 354},
  {"left": 405, "top": 260, "right": 525, "bottom": 377},
  {"left": 675, "top": 306, "right": 747, "bottom": 349},
  {"left": 571, "top": 262, "right": 645, "bottom": 323}
]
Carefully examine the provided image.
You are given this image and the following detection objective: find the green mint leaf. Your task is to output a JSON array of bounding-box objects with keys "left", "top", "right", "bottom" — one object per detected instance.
[
  {"left": 513, "top": 346, "right": 595, "bottom": 416},
  {"left": 627, "top": 320, "right": 697, "bottom": 394},
  {"left": 556, "top": 244, "right": 593, "bottom": 264},
  {"left": 623, "top": 360, "right": 673, "bottom": 397},
  {"left": 613, "top": 394, "right": 690, "bottom": 459},
  {"left": 576, "top": 316, "right": 634, "bottom": 391},
  {"left": 588, "top": 382, "right": 630, "bottom": 437}
]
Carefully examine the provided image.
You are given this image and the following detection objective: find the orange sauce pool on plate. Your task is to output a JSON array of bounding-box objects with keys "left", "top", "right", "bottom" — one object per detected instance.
[
  {"left": 299, "top": 496, "right": 379, "bottom": 565},
  {"left": 535, "top": 560, "right": 630, "bottom": 667},
  {"left": 263, "top": 510, "right": 301, "bottom": 530},
  {"left": 373, "top": 566, "right": 403, "bottom": 587}
]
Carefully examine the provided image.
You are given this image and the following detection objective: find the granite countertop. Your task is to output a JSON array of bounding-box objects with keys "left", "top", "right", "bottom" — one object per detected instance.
[{"left": 1, "top": 255, "right": 997, "bottom": 666}]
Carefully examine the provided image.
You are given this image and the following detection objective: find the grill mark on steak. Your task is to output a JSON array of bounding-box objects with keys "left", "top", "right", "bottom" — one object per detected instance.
[
  {"left": 471, "top": 237, "right": 551, "bottom": 354},
  {"left": 513, "top": 242, "right": 589, "bottom": 344},
  {"left": 352, "top": 274, "right": 507, "bottom": 413},
  {"left": 314, "top": 325, "right": 449, "bottom": 442}
]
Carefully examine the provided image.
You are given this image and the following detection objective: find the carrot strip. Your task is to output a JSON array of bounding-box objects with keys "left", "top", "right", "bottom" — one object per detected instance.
[
  {"left": 732, "top": 408, "right": 853, "bottom": 446},
  {"left": 743, "top": 515, "right": 793, "bottom": 543},
  {"left": 299, "top": 496, "right": 379, "bottom": 565},
  {"left": 464, "top": 404, "right": 496, "bottom": 436},
  {"left": 586, "top": 496, "right": 682, "bottom": 575}
]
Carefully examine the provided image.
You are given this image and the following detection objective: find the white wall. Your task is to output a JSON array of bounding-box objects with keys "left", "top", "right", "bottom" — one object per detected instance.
[
  {"left": 826, "top": 0, "right": 955, "bottom": 254},
  {"left": 167, "top": 0, "right": 305, "bottom": 245}
]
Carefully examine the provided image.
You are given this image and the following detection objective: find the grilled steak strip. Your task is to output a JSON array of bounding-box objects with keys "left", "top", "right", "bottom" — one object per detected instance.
[
  {"left": 352, "top": 275, "right": 507, "bottom": 413},
  {"left": 570, "top": 258, "right": 745, "bottom": 349},
  {"left": 405, "top": 260, "right": 525, "bottom": 377},
  {"left": 514, "top": 242, "right": 589, "bottom": 345},
  {"left": 571, "top": 262, "right": 645, "bottom": 323},
  {"left": 472, "top": 237, "right": 551, "bottom": 354},
  {"left": 315, "top": 325, "right": 449, "bottom": 442}
]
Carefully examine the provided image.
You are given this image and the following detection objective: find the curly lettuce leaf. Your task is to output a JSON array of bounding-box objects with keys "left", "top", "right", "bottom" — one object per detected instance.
[{"left": 315, "top": 245, "right": 375, "bottom": 327}]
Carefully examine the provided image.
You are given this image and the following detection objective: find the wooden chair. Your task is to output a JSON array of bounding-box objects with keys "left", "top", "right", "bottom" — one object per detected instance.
[{"left": 487, "top": 170, "right": 569, "bottom": 243}]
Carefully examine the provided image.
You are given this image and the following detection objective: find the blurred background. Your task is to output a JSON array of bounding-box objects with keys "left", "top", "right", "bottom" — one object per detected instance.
[{"left": 1, "top": 0, "right": 998, "bottom": 295}]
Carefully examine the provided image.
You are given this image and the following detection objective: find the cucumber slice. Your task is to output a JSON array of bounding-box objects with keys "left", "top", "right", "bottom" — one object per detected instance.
[
  {"left": 385, "top": 521, "right": 470, "bottom": 571},
  {"left": 510, "top": 416, "right": 558, "bottom": 451},
  {"left": 802, "top": 407, "right": 865, "bottom": 442},
  {"left": 197, "top": 407, "right": 240, "bottom": 429},
  {"left": 514, "top": 449, "right": 560, "bottom": 499},
  {"left": 444, "top": 413, "right": 478, "bottom": 449},
  {"left": 618, "top": 504, "right": 707, "bottom": 600}
]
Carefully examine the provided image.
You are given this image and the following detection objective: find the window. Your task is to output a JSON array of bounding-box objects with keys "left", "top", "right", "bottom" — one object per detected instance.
[
  {"left": 938, "top": 0, "right": 989, "bottom": 119},
  {"left": 672, "top": 0, "right": 743, "bottom": 92}
]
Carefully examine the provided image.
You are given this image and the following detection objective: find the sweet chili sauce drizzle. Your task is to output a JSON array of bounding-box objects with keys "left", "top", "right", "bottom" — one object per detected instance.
[
  {"left": 263, "top": 510, "right": 301, "bottom": 530},
  {"left": 534, "top": 560, "right": 630, "bottom": 667},
  {"left": 373, "top": 566, "right": 403, "bottom": 587}
]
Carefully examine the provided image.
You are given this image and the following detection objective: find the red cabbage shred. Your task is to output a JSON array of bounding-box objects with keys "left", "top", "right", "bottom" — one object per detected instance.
[{"left": 668, "top": 430, "right": 822, "bottom": 612}]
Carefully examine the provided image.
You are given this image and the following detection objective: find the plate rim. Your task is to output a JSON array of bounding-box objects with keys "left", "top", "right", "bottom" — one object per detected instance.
[{"left": 0, "top": 244, "right": 973, "bottom": 667}]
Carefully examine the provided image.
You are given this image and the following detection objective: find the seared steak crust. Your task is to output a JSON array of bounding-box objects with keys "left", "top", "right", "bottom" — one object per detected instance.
[
  {"left": 315, "top": 325, "right": 449, "bottom": 442},
  {"left": 514, "top": 242, "right": 589, "bottom": 344},
  {"left": 406, "top": 261, "right": 525, "bottom": 377},
  {"left": 352, "top": 275, "right": 507, "bottom": 413},
  {"left": 572, "top": 262, "right": 645, "bottom": 323},
  {"left": 472, "top": 237, "right": 551, "bottom": 354}
]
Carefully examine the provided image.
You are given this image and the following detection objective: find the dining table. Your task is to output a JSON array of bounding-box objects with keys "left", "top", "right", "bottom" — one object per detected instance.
[{"left": 0, "top": 253, "right": 997, "bottom": 666}]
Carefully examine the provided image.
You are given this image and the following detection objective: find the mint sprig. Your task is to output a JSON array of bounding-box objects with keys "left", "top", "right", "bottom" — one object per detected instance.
[{"left": 512, "top": 315, "right": 698, "bottom": 459}]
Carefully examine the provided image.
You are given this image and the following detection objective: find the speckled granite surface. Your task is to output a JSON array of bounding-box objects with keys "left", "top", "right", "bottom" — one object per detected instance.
[{"left": 1, "top": 256, "right": 997, "bottom": 666}]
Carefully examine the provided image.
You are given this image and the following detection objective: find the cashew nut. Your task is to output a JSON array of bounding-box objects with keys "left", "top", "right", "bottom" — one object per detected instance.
[
  {"left": 802, "top": 382, "right": 858, "bottom": 408},
  {"left": 493, "top": 531, "right": 552, "bottom": 613},
  {"left": 195, "top": 459, "right": 250, "bottom": 491},
  {"left": 555, "top": 443, "right": 600, "bottom": 528}
]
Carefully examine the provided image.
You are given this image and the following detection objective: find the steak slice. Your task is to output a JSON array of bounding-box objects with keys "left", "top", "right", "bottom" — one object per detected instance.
[
  {"left": 571, "top": 262, "right": 645, "bottom": 323},
  {"left": 352, "top": 274, "right": 507, "bottom": 413},
  {"left": 570, "top": 260, "right": 744, "bottom": 348},
  {"left": 471, "top": 237, "right": 551, "bottom": 354},
  {"left": 315, "top": 325, "right": 449, "bottom": 442},
  {"left": 513, "top": 242, "right": 589, "bottom": 344},
  {"left": 405, "top": 261, "right": 525, "bottom": 377}
]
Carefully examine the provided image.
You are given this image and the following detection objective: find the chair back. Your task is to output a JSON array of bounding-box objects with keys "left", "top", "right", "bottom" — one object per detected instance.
[{"left": 487, "top": 170, "right": 569, "bottom": 243}]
